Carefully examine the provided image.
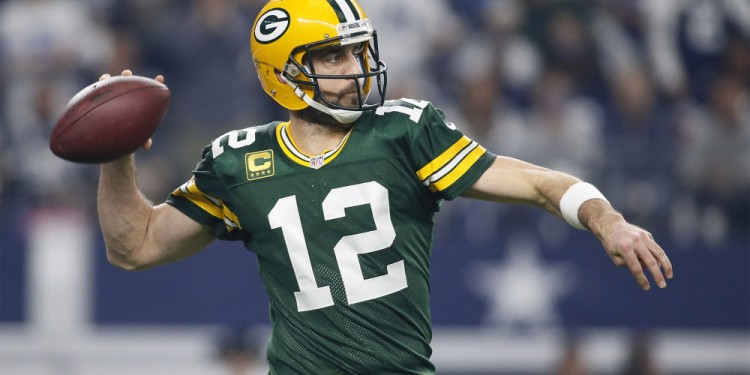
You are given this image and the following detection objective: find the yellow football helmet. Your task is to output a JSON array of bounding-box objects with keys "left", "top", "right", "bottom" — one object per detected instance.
[{"left": 251, "top": 0, "right": 387, "bottom": 123}]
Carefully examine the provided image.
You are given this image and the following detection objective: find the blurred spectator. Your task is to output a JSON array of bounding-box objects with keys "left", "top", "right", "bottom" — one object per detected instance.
[
  {"left": 514, "top": 67, "right": 605, "bottom": 182},
  {"left": 723, "top": 35, "right": 750, "bottom": 84},
  {"left": 161, "top": 0, "right": 277, "bottom": 129},
  {"left": 673, "top": 0, "right": 750, "bottom": 103},
  {"left": 483, "top": 0, "right": 543, "bottom": 102},
  {"left": 443, "top": 31, "right": 506, "bottom": 141},
  {"left": 524, "top": 1, "right": 604, "bottom": 98},
  {"left": 555, "top": 336, "right": 589, "bottom": 375},
  {"left": 621, "top": 333, "right": 662, "bottom": 375},
  {"left": 678, "top": 73, "right": 750, "bottom": 236},
  {"left": 643, "top": 0, "right": 750, "bottom": 101},
  {"left": 215, "top": 326, "right": 267, "bottom": 375},
  {"left": 0, "top": 0, "right": 113, "bottom": 210},
  {"left": 451, "top": 64, "right": 604, "bottom": 182},
  {"left": 150, "top": 0, "right": 280, "bottom": 182},
  {"left": 104, "top": 0, "right": 183, "bottom": 75},
  {"left": 104, "top": 28, "right": 143, "bottom": 78},
  {"left": 362, "top": 0, "right": 465, "bottom": 100},
  {"left": 0, "top": 0, "right": 112, "bottom": 79},
  {"left": 590, "top": 0, "right": 648, "bottom": 86},
  {"left": 602, "top": 64, "right": 677, "bottom": 232}
]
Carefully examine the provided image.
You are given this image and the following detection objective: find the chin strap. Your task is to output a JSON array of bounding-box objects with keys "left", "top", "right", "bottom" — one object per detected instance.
[{"left": 282, "top": 76, "right": 364, "bottom": 124}]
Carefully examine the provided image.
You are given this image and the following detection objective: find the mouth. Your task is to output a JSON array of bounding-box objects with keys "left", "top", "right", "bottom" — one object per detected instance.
[{"left": 319, "top": 88, "right": 361, "bottom": 108}]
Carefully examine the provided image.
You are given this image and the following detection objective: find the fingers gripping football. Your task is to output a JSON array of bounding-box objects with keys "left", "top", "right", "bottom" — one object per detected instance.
[
  {"left": 99, "top": 70, "right": 160, "bottom": 151},
  {"left": 50, "top": 70, "right": 169, "bottom": 163}
]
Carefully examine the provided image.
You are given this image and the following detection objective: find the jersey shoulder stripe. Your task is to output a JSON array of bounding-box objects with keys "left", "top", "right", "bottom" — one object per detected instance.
[
  {"left": 170, "top": 176, "right": 241, "bottom": 233},
  {"left": 374, "top": 99, "right": 490, "bottom": 195},
  {"left": 421, "top": 138, "right": 486, "bottom": 192}
]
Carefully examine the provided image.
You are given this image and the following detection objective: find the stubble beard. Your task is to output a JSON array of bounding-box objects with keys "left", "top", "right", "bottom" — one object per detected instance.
[{"left": 293, "top": 84, "right": 362, "bottom": 129}]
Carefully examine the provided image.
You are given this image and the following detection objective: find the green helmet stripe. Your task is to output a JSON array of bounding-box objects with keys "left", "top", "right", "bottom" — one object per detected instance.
[
  {"left": 327, "top": 0, "right": 361, "bottom": 23},
  {"left": 342, "top": 0, "right": 362, "bottom": 20}
]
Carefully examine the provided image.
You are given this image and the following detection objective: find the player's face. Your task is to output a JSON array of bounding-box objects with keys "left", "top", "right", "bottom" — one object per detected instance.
[{"left": 307, "top": 43, "right": 366, "bottom": 109}]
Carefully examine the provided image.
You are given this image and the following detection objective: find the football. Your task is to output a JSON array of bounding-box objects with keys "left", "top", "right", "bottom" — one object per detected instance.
[{"left": 49, "top": 75, "right": 170, "bottom": 164}]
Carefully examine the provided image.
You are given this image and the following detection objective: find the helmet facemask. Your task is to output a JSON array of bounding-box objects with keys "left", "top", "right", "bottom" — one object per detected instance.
[{"left": 280, "top": 20, "right": 387, "bottom": 123}]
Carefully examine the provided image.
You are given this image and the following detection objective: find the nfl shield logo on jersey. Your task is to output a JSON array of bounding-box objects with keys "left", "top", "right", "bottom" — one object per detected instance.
[{"left": 310, "top": 155, "right": 325, "bottom": 169}]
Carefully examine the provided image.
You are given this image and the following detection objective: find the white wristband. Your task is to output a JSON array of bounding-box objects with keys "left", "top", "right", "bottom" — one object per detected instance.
[{"left": 559, "top": 182, "right": 609, "bottom": 230}]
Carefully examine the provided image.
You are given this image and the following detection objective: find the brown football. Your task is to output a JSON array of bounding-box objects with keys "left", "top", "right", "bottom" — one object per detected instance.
[{"left": 49, "top": 75, "right": 170, "bottom": 163}]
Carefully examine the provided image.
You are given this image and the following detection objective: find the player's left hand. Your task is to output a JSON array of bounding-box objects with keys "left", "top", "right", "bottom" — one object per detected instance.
[{"left": 598, "top": 222, "right": 673, "bottom": 291}]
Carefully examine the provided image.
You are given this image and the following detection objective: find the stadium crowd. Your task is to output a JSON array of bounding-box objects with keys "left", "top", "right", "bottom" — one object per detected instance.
[
  {"left": 0, "top": 1, "right": 747, "bottom": 374},
  {"left": 1, "top": 0, "right": 748, "bottom": 256}
]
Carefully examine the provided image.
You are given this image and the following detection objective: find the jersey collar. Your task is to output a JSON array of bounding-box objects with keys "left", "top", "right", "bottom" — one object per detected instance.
[{"left": 275, "top": 122, "right": 353, "bottom": 169}]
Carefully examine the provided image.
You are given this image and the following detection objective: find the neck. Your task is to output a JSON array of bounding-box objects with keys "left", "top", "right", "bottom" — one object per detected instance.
[{"left": 287, "top": 115, "right": 352, "bottom": 156}]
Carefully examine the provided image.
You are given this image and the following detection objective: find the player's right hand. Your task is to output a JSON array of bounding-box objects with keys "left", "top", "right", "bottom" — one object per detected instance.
[{"left": 98, "top": 69, "right": 164, "bottom": 151}]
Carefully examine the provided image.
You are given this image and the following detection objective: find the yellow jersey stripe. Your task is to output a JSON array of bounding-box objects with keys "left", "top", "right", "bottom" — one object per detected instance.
[
  {"left": 280, "top": 123, "right": 308, "bottom": 160},
  {"left": 172, "top": 179, "right": 223, "bottom": 219},
  {"left": 275, "top": 122, "right": 353, "bottom": 168},
  {"left": 171, "top": 178, "right": 241, "bottom": 231},
  {"left": 426, "top": 141, "right": 479, "bottom": 184},
  {"left": 430, "top": 144, "right": 486, "bottom": 192},
  {"left": 415, "top": 136, "right": 472, "bottom": 182},
  {"left": 221, "top": 207, "right": 241, "bottom": 230},
  {"left": 276, "top": 123, "right": 309, "bottom": 167}
]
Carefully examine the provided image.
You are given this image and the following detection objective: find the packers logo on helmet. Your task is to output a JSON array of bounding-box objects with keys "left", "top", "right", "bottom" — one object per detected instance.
[
  {"left": 250, "top": 0, "right": 388, "bottom": 123},
  {"left": 254, "top": 9, "right": 290, "bottom": 44}
]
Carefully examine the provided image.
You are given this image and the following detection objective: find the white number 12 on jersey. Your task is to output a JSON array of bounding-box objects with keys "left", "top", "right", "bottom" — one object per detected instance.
[{"left": 268, "top": 181, "right": 408, "bottom": 312}]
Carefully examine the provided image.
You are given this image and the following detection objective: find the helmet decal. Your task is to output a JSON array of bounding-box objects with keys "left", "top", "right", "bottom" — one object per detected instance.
[
  {"left": 254, "top": 8, "right": 290, "bottom": 44},
  {"left": 250, "top": 0, "right": 387, "bottom": 117},
  {"left": 327, "top": 0, "right": 362, "bottom": 23}
]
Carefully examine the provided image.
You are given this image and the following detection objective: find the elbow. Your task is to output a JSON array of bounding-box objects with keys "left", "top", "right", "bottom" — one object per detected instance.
[{"left": 105, "top": 246, "right": 150, "bottom": 271}]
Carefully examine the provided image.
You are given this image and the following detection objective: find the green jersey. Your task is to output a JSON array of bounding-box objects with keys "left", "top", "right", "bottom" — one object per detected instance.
[{"left": 167, "top": 99, "right": 495, "bottom": 374}]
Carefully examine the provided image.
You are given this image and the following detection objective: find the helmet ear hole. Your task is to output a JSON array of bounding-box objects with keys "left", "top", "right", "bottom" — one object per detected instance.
[{"left": 275, "top": 70, "right": 287, "bottom": 84}]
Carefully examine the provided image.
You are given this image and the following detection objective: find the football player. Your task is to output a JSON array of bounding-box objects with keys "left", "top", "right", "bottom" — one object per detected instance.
[{"left": 97, "top": 0, "right": 673, "bottom": 373}]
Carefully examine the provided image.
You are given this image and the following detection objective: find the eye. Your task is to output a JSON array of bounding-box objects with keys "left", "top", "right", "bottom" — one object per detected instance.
[{"left": 324, "top": 52, "right": 342, "bottom": 64}]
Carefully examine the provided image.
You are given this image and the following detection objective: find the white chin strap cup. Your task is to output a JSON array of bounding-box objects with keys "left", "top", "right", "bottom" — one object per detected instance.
[{"left": 285, "top": 77, "right": 364, "bottom": 124}]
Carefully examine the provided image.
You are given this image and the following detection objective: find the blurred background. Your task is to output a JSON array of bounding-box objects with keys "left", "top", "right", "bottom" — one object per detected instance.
[{"left": 0, "top": 0, "right": 748, "bottom": 374}]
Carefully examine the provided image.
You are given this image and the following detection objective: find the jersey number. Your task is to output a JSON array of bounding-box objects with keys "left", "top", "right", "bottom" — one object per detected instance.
[{"left": 268, "top": 181, "right": 408, "bottom": 312}]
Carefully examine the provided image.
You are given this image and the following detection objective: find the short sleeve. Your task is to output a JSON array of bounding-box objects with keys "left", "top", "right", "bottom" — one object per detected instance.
[
  {"left": 402, "top": 100, "right": 496, "bottom": 200},
  {"left": 166, "top": 146, "right": 249, "bottom": 242}
]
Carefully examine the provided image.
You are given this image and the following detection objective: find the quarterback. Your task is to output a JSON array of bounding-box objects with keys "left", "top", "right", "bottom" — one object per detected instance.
[{"left": 97, "top": 0, "right": 673, "bottom": 373}]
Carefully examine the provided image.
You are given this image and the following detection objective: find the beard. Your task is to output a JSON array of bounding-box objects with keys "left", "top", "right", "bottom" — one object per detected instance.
[
  {"left": 293, "top": 106, "right": 348, "bottom": 128},
  {"left": 321, "top": 79, "right": 362, "bottom": 108},
  {"left": 293, "top": 81, "right": 363, "bottom": 128}
]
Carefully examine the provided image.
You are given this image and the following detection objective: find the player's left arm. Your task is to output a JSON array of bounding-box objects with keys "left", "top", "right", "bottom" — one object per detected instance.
[{"left": 462, "top": 155, "right": 673, "bottom": 291}]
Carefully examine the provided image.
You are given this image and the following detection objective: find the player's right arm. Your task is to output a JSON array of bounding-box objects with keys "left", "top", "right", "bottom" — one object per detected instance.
[
  {"left": 98, "top": 155, "right": 216, "bottom": 270},
  {"left": 95, "top": 70, "right": 215, "bottom": 270}
]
